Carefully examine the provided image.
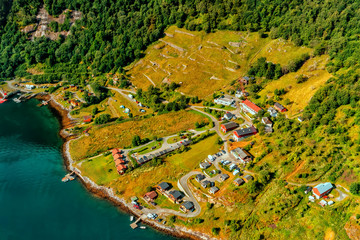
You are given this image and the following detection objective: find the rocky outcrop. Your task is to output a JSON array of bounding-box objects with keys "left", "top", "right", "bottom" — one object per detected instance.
[
  {"left": 345, "top": 220, "right": 360, "bottom": 240},
  {"left": 22, "top": 7, "right": 82, "bottom": 40}
]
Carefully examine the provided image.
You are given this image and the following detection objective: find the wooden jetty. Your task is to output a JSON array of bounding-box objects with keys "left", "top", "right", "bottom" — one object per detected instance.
[{"left": 130, "top": 215, "right": 144, "bottom": 229}]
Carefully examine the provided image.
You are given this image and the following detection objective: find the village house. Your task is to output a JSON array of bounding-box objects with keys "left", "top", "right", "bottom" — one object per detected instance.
[
  {"left": 243, "top": 175, "right": 253, "bottom": 183},
  {"left": 240, "top": 99, "right": 262, "bottom": 115},
  {"left": 219, "top": 174, "right": 229, "bottom": 182},
  {"left": 201, "top": 180, "right": 214, "bottom": 189},
  {"left": 195, "top": 174, "right": 205, "bottom": 182},
  {"left": 112, "top": 148, "right": 121, "bottom": 155},
  {"left": 83, "top": 115, "right": 92, "bottom": 123},
  {"left": 233, "top": 126, "right": 257, "bottom": 141},
  {"left": 221, "top": 121, "right": 239, "bottom": 133},
  {"left": 274, "top": 102, "right": 287, "bottom": 112},
  {"left": 70, "top": 99, "right": 79, "bottom": 107},
  {"left": 116, "top": 164, "right": 127, "bottom": 175},
  {"left": 313, "top": 182, "right": 333, "bottom": 199},
  {"left": 214, "top": 96, "right": 235, "bottom": 106},
  {"left": 199, "top": 162, "right": 211, "bottom": 169},
  {"left": 114, "top": 158, "right": 125, "bottom": 166},
  {"left": 234, "top": 178, "right": 245, "bottom": 186},
  {"left": 298, "top": 116, "right": 304, "bottom": 122},
  {"left": 180, "top": 201, "right": 195, "bottom": 213},
  {"left": 261, "top": 117, "right": 273, "bottom": 128},
  {"left": 144, "top": 191, "right": 158, "bottom": 202},
  {"left": 224, "top": 112, "right": 235, "bottom": 120},
  {"left": 168, "top": 190, "right": 183, "bottom": 203},
  {"left": 268, "top": 107, "right": 278, "bottom": 117},
  {"left": 240, "top": 76, "right": 251, "bottom": 85},
  {"left": 231, "top": 147, "right": 252, "bottom": 164},
  {"left": 209, "top": 186, "right": 219, "bottom": 194},
  {"left": 157, "top": 182, "right": 171, "bottom": 193},
  {"left": 319, "top": 199, "right": 328, "bottom": 207},
  {"left": 235, "top": 90, "right": 249, "bottom": 98},
  {"left": 113, "top": 153, "right": 123, "bottom": 159}
]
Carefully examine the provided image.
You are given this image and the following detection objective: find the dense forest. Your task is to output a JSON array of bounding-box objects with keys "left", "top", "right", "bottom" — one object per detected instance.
[{"left": 1, "top": 0, "right": 360, "bottom": 82}]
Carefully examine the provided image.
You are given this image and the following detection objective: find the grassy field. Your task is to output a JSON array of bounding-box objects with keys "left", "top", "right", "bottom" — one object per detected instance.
[
  {"left": 80, "top": 134, "right": 220, "bottom": 201},
  {"left": 258, "top": 55, "right": 332, "bottom": 117},
  {"left": 131, "top": 140, "right": 163, "bottom": 155},
  {"left": 127, "top": 26, "right": 311, "bottom": 98},
  {"left": 70, "top": 110, "right": 210, "bottom": 160}
]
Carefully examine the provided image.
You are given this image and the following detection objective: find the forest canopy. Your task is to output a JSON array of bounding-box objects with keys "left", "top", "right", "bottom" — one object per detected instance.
[{"left": 1, "top": 0, "right": 360, "bottom": 81}]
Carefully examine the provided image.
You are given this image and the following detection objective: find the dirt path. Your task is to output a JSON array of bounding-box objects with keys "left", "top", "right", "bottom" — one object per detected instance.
[
  {"left": 143, "top": 74, "right": 156, "bottom": 87},
  {"left": 285, "top": 160, "right": 306, "bottom": 181}
]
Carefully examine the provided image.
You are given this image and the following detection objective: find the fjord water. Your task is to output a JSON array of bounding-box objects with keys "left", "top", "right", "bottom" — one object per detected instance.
[{"left": 0, "top": 99, "right": 174, "bottom": 240}]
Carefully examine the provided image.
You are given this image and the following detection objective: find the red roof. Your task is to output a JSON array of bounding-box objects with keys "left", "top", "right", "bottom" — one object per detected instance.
[
  {"left": 112, "top": 148, "right": 120, "bottom": 155},
  {"left": 114, "top": 158, "right": 125, "bottom": 165},
  {"left": 116, "top": 164, "right": 127, "bottom": 171},
  {"left": 113, "top": 153, "right": 123, "bottom": 159},
  {"left": 144, "top": 191, "right": 158, "bottom": 200},
  {"left": 242, "top": 100, "right": 262, "bottom": 113}
]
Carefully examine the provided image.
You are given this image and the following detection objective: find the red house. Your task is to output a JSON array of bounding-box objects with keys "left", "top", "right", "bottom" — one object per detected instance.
[
  {"left": 83, "top": 115, "right": 92, "bottom": 123},
  {"left": 114, "top": 158, "right": 125, "bottom": 166},
  {"left": 240, "top": 99, "right": 262, "bottom": 115},
  {"left": 112, "top": 148, "right": 120, "bottom": 155},
  {"left": 274, "top": 102, "right": 287, "bottom": 112},
  {"left": 116, "top": 164, "right": 127, "bottom": 175},
  {"left": 221, "top": 122, "right": 239, "bottom": 133},
  {"left": 233, "top": 126, "right": 257, "bottom": 141}
]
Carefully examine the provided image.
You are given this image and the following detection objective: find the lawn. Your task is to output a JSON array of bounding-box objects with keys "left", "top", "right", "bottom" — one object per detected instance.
[
  {"left": 69, "top": 110, "right": 210, "bottom": 160},
  {"left": 130, "top": 140, "right": 163, "bottom": 155},
  {"left": 76, "top": 154, "right": 119, "bottom": 186},
  {"left": 96, "top": 134, "right": 220, "bottom": 201}
]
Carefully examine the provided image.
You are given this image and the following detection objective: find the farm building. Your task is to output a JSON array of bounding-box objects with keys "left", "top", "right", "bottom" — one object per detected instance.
[
  {"left": 240, "top": 99, "right": 262, "bottom": 115},
  {"left": 221, "top": 121, "right": 239, "bottom": 133},
  {"left": 214, "top": 96, "right": 235, "bottom": 106},
  {"left": 313, "top": 182, "right": 333, "bottom": 199},
  {"left": 274, "top": 102, "right": 287, "bottom": 112},
  {"left": 233, "top": 126, "right": 257, "bottom": 141}
]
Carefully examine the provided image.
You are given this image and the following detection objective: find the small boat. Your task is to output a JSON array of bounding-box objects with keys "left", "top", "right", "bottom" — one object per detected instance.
[
  {"left": 62, "top": 172, "right": 76, "bottom": 182},
  {"left": 61, "top": 177, "right": 69, "bottom": 182},
  {"left": 13, "top": 98, "right": 21, "bottom": 103},
  {"left": 0, "top": 99, "right": 7, "bottom": 104},
  {"left": 130, "top": 216, "right": 134, "bottom": 221},
  {"left": 140, "top": 226, "right": 146, "bottom": 229}
]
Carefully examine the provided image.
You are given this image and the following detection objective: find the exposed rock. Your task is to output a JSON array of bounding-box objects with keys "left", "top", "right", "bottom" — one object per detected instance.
[{"left": 345, "top": 221, "right": 360, "bottom": 240}]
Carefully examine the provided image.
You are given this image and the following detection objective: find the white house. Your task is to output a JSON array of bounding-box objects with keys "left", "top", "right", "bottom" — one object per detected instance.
[
  {"left": 25, "top": 85, "right": 35, "bottom": 90},
  {"left": 214, "top": 96, "right": 235, "bottom": 106}
]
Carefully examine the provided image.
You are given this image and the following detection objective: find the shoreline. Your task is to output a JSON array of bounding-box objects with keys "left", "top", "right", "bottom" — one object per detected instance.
[{"left": 35, "top": 94, "right": 211, "bottom": 240}]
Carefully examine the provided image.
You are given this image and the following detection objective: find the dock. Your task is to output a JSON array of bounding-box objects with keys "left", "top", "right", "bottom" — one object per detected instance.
[
  {"left": 130, "top": 215, "right": 144, "bottom": 229},
  {"left": 62, "top": 171, "right": 76, "bottom": 182}
]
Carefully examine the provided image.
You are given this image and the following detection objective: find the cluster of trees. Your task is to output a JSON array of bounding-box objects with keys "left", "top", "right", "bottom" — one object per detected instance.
[
  {"left": 136, "top": 85, "right": 190, "bottom": 113},
  {"left": 1, "top": 0, "right": 360, "bottom": 83},
  {"left": 248, "top": 57, "right": 283, "bottom": 80},
  {"left": 131, "top": 135, "right": 150, "bottom": 147},
  {"left": 94, "top": 113, "right": 111, "bottom": 124}
]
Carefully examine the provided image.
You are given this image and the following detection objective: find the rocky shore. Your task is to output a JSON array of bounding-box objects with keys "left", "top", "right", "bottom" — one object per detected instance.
[{"left": 36, "top": 93, "right": 212, "bottom": 240}]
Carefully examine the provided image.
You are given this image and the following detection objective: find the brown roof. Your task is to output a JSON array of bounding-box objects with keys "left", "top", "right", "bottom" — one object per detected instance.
[
  {"left": 112, "top": 148, "right": 120, "bottom": 155},
  {"left": 114, "top": 158, "right": 125, "bottom": 165},
  {"left": 116, "top": 164, "right": 127, "bottom": 171},
  {"left": 144, "top": 191, "right": 158, "bottom": 200}
]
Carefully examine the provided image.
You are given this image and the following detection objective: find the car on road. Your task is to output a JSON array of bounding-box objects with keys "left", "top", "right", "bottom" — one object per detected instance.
[{"left": 147, "top": 213, "right": 158, "bottom": 219}]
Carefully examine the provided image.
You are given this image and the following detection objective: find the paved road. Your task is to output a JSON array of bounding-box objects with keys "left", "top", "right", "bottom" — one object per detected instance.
[{"left": 335, "top": 188, "right": 348, "bottom": 201}]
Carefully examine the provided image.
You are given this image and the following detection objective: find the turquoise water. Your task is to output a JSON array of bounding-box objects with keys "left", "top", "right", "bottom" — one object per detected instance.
[{"left": 0, "top": 99, "right": 175, "bottom": 240}]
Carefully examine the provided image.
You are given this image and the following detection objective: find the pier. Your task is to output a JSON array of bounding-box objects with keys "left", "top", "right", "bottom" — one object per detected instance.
[
  {"left": 62, "top": 171, "right": 76, "bottom": 182},
  {"left": 130, "top": 215, "right": 144, "bottom": 229}
]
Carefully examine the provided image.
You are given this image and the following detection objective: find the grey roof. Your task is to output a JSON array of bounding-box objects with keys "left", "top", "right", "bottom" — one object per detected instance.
[
  {"left": 196, "top": 174, "right": 205, "bottom": 181},
  {"left": 314, "top": 182, "right": 333, "bottom": 195},
  {"left": 244, "top": 175, "right": 253, "bottom": 181},
  {"left": 158, "top": 182, "right": 171, "bottom": 190},
  {"left": 169, "top": 190, "right": 182, "bottom": 200},
  {"left": 234, "top": 127, "right": 256, "bottom": 137},
  {"left": 209, "top": 186, "right": 219, "bottom": 193},
  {"left": 222, "top": 121, "right": 238, "bottom": 129},
  {"left": 220, "top": 174, "right": 229, "bottom": 180},
  {"left": 181, "top": 201, "right": 194, "bottom": 210},
  {"left": 201, "top": 180, "right": 211, "bottom": 187},
  {"left": 224, "top": 112, "right": 233, "bottom": 118},
  {"left": 274, "top": 102, "right": 285, "bottom": 110},
  {"left": 231, "top": 147, "right": 251, "bottom": 160},
  {"left": 262, "top": 117, "right": 272, "bottom": 125},
  {"left": 200, "top": 162, "right": 211, "bottom": 168},
  {"left": 234, "top": 178, "right": 244, "bottom": 185}
]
